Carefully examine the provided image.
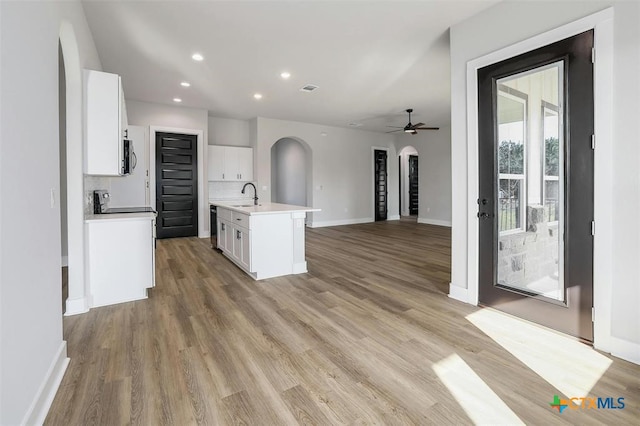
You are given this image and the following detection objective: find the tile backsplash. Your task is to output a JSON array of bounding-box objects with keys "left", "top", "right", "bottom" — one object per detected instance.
[{"left": 208, "top": 181, "right": 257, "bottom": 202}]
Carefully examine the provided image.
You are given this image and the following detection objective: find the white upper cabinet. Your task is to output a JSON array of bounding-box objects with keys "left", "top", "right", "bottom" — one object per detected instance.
[
  {"left": 236, "top": 147, "right": 253, "bottom": 182},
  {"left": 84, "top": 69, "right": 129, "bottom": 175},
  {"left": 208, "top": 145, "right": 253, "bottom": 181}
]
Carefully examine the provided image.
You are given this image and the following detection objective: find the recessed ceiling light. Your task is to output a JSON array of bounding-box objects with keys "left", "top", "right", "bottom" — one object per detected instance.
[
  {"left": 173, "top": 98, "right": 182, "bottom": 103},
  {"left": 253, "top": 93, "right": 263, "bottom": 100},
  {"left": 191, "top": 53, "right": 204, "bottom": 61},
  {"left": 280, "top": 71, "right": 291, "bottom": 80},
  {"left": 180, "top": 81, "right": 191, "bottom": 87}
]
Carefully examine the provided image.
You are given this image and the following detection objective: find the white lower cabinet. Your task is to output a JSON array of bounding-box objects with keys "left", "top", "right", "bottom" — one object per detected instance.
[
  {"left": 218, "top": 210, "right": 253, "bottom": 273},
  {"left": 86, "top": 215, "right": 156, "bottom": 308}
]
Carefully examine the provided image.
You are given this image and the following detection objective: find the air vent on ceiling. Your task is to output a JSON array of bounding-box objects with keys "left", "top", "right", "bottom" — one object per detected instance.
[{"left": 300, "top": 84, "right": 319, "bottom": 92}]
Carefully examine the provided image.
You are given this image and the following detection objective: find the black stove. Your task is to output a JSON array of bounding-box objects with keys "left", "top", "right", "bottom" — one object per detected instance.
[{"left": 102, "top": 207, "right": 156, "bottom": 214}]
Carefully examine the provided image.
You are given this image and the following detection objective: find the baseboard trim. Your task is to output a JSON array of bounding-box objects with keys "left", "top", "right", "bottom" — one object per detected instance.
[
  {"left": 61, "top": 255, "right": 68, "bottom": 267},
  {"left": 448, "top": 283, "right": 469, "bottom": 303},
  {"left": 417, "top": 218, "right": 452, "bottom": 227},
  {"left": 64, "top": 297, "right": 89, "bottom": 316},
  {"left": 309, "top": 217, "right": 373, "bottom": 228},
  {"left": 21, "top": 341, "right": 70, "bottom": 426},
  {"left": 387, "top": 215, "right": 401, "bottom": 221},
  {"left": 597, "top": 336, "right": 640, "bottom": 365}
]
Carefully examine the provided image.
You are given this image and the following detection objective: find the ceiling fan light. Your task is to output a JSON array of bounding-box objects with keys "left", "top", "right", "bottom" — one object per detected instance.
[{"left": 404, "top": 128, "right": 413, "bottom": 133}]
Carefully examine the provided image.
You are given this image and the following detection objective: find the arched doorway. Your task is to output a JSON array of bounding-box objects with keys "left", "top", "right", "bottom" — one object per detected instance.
[
  {"left": 270, "top": 137, "right": 312, "bottom": 208},
  {"left": 398, "top": 146, "right": 419, "bottom": 218},
  {"left": 59, "top": 21, "right": 88, "bottom": 315}
]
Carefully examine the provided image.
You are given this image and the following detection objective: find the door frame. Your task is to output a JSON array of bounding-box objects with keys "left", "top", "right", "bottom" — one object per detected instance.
[
  {"left": 371, "top": 146, "right": 391, "bottom": 221},
  {"left": 149, "top": 126, "right": 206, "bottom": 238},
  {"left": 460, "top": 9, "right": 614, "bottom": 348}
]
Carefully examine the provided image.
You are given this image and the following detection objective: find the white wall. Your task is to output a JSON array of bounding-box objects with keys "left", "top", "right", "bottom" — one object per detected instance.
[
  {"left": 0, "top": 1, "right": 102, "bottom": 423},
  {"left": 396, "top": 127, "right": 452, "bottom": 226},
  {"left": 255, "top": 117, "right": 398, "bottom": 227},
  {"left": 208, "top": 116, "right": 250, "bottom": 147},
  {"left": 271, "top": 138, "right": 308, "bottom": 206},
  {"left": 127, "top": 100, "right": 209, "bottom": 237},
  {"left": 450, "top": 1, "right": 640, "bottom": 362}
]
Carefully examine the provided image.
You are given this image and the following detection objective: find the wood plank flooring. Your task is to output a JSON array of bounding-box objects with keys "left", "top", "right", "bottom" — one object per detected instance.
[{"left": 46, "top": 220, "right": 640, "bottom": 425}]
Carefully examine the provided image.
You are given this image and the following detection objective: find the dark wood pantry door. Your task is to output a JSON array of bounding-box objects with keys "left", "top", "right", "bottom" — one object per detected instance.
[
  {"left": 477, "top": 31, "right": 594, "bottom": 341},
  {"left": 408, "top": 155, "right": 419, "bottom": 215},
  {"left": 374, "top": 150, "right": 388, "bottom": 221},
  {"left": 155, "top": 132, "right": 198, "bottom": 239}
]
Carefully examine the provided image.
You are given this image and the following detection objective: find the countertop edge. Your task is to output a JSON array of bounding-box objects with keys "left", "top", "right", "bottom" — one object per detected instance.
[
  {"left": 210, "top": 201, "right": 321, "bottom": 216},
  {"left": 85, "top": 212, "right": 157, "bottom": 222}
]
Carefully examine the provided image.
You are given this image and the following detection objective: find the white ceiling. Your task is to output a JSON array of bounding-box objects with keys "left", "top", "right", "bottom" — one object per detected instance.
[{"left": 82, "top": 0, "right": 498, "bottom": 133}]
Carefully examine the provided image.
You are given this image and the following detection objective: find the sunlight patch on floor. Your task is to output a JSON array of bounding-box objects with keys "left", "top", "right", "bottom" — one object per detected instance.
[
  {"left": 466, "top": 308, "right": 612, "bottom": 398},
  {"left": 433, "top": 353, "right": 525, "bottom": 425}
]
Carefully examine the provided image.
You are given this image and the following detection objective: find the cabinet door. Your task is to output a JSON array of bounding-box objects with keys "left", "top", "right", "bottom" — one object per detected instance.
[
  {"left": 120, "top": 80, "right": 128, "bottom": 140},
  {"left": 85, "top": 70, "right": 122, "bottom": 175},
  {"left": 217, "top": 219, "right": 227, "bottom": 252},
  {"left": 240, "top": 228, "right": 252, "bottom": 271},
  {"left": 225, "top": 221, "right": 235, "bottom": 255},
  {"left": 224, "top": 147, "right": 239, "bottom": 181},
  {"left": 232, "top": 226, "right": 242, "bottom": 260},
  {"left": 208, "top": 145, "right": 225, "bottom": 181},
  {"left": 237, "top": 147, "right": 253, "bottom": 182}
]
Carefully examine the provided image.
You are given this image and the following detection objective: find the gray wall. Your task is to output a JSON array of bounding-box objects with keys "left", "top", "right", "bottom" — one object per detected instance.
[
  {"left": 254, "top": 117, "right": 398, "bottom": 226},
  {"left": 396, "top": 127, "right": 452, "bottom": 226},
  {"left": 271, "top": 138, "right": 308, "bottom": 206},
  {"left": 0, "top": 1, "right": 102, "bottom": 423}
]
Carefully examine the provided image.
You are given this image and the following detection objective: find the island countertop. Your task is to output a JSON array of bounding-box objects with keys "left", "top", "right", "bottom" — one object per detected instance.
[{"left": 210, "top": 201, "right": 320, "bottom": 216}]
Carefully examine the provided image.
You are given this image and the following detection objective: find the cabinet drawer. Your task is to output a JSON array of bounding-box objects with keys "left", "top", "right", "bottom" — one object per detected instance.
[
  {"left": 231, "top": 211, "right": 251, "bottom": 229},
  {"left": 217, "top": 207, "right": 232, "bottom": 221}
]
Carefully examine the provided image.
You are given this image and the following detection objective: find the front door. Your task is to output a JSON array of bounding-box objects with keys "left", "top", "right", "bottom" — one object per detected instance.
[
  {"left": 477, "top": 31, "right": 594, "bottom": 341},
  {"left": 408, "top": 155, "right": 419, "bottom": 215},
  {"left": 155, "top": 132, "right": 198, "bottom": 239},
  {"left": 374, "top": 149, "right": 388, "bottom": 221}
]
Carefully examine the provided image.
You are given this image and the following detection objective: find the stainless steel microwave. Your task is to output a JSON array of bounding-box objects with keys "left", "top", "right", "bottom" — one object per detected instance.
[{"left": 122, "top": 139, "right": 137, "bottom": 175}]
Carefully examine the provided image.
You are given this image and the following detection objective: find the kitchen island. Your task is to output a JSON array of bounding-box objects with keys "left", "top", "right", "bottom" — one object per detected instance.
[{"left": 211, "top": 202, "right": 320, "bottom": 280}]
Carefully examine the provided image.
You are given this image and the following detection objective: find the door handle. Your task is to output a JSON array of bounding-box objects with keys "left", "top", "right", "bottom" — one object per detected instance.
[
  {"left": 236, "top": 230, "right": 241, "bottom": 239},
  {"left": 477, "top": 212, "right": 491, "bottom": 219}
]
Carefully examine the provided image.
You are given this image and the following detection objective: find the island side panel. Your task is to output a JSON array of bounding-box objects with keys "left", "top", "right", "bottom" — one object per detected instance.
[
  {"left": 291, "top": 212, "right": 308, "bottom": 274},
  {"left": 252, "top": 213, "right": 294, "bottom": 280}
]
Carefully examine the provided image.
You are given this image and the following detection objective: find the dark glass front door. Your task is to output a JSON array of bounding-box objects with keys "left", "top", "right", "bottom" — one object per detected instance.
[{"left": 478, "top": 31, "right": 594, "bottom": 341}]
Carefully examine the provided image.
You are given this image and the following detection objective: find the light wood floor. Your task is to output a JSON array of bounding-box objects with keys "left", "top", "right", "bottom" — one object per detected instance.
[{"left": 46, "top": 220, "right": 639, "bottom": 425}]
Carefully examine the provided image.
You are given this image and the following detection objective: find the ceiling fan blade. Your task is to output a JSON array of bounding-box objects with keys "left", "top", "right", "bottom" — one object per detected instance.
[
  {"left": 385, "top": 129, "right": 402, "bottom": 133},
  {"left": 386, "top": 125, "right": 404, "bottom": 129},
  {"left": 410, "top": 122, "right": 425, "bottom": 129},
  {"left": 414, "top": 126, "right": 440, "bottom": 130}
]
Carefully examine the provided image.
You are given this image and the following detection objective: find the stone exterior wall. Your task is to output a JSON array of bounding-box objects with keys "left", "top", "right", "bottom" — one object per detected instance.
[{"left": 497, "top": 205, "right": 559, "bottom": 289}]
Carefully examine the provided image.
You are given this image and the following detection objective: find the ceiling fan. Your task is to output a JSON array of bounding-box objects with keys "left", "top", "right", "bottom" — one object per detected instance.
[{"left": 386, "top": 109, "right": 439, "bottom": 134}]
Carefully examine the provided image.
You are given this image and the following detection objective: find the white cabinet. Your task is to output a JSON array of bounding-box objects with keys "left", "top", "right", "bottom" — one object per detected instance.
[
  {"left": 85, "top": 215, "right": 156, "bottom": 308},
  {"left": 84, "top": 69, "right": 129, "bottom": 176},
  {"left": 208, "top": 145, "right": 253, "bottom": 181},
  {"left": 208, "top": 146, "right": 225, "bottom": 181},
  {"left": 217, "top": 208, "right": 253, "bottom": 272},
  {"left": 236, "top": 148, "right": 253, "bottom": 182}
]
